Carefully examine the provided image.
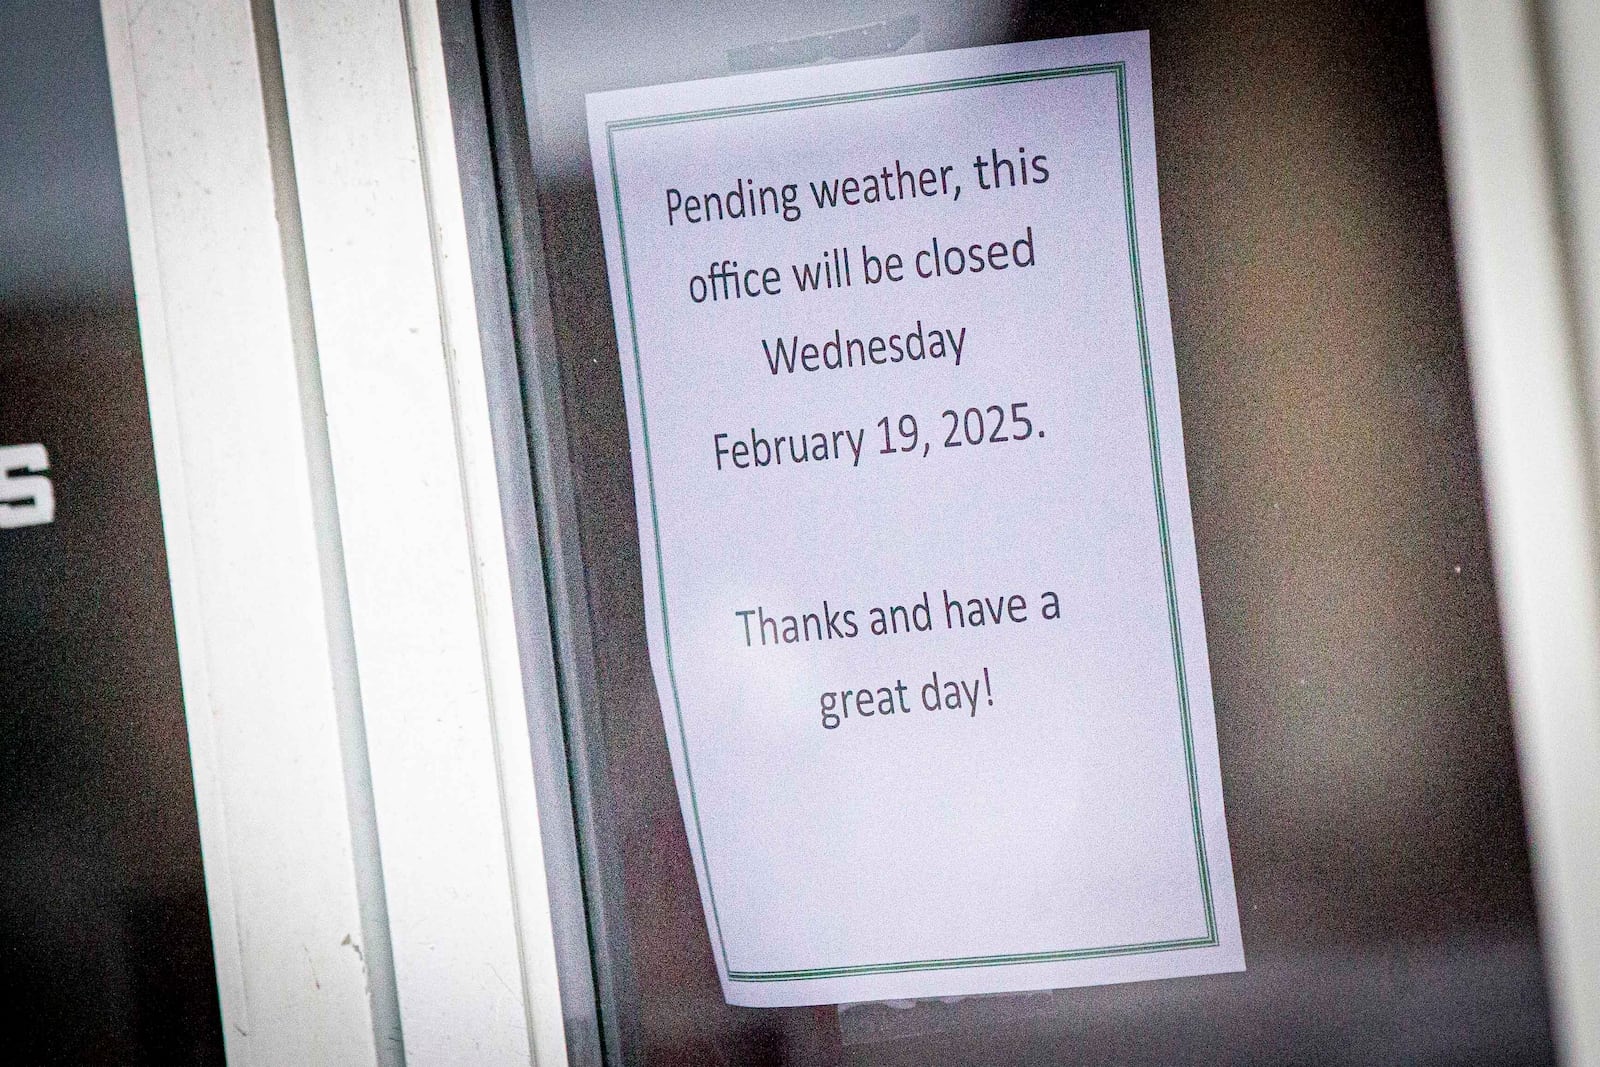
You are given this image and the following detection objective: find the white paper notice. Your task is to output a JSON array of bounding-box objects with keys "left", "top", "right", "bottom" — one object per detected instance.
[{"left": 587, "top": 30, "right": 1242, "bottom": 1007}]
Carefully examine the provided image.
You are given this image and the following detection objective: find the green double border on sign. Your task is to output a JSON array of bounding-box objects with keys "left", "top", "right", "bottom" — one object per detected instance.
[{"left": 603, "top": 59, "right": 1218, "bottom": 983}]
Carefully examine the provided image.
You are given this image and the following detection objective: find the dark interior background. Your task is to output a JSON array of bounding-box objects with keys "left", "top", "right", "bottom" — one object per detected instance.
[
  {"left": 0, "top": 0, "right": 224, "bottom": 1061},
  {"left": 497, "top": 0, "right": 1557, "bottom": 1063}
]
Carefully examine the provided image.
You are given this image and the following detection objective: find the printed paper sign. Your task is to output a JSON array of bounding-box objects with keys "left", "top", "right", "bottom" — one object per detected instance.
[{"left": 587, "top": 30, "right": 1242, "bottom": 1007}]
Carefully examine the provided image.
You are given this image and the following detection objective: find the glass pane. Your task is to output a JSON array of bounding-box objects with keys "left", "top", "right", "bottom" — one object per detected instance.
[{"left": 492, "top": 2, "right": 1555, "bottom": 1062}]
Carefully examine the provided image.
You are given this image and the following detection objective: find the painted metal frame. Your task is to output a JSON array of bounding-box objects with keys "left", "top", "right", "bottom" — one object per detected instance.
[
  {"left": 1431, "top": 1, "right": 1600, "bottom": 1064},
  {"left": 101, "top": 0, "right": 581, "bottom": 1062},
  {"left": 439, "top": 2, "right": 620, "bottom": 1060}
]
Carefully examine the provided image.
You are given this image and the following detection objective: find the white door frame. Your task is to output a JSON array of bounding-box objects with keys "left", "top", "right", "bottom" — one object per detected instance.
[
  {"left": 101, "top": 0, "right": 1600, "bottom": 1063},
  {"left": 102, "top": 1, "right": 570, "bottom": 1063},
  {"left": 1431, "top": 2, "right": 1600, "bottom": 1063}
]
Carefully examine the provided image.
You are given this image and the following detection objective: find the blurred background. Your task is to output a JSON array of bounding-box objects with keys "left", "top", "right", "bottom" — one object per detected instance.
[{"left": 0, "top": 0, "right": 223, "bottom": 1061}]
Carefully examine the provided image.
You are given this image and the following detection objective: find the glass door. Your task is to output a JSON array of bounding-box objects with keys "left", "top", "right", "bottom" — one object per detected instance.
[{"left": 465, "top": 2, "right": 1556, "bottom": 1062}]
